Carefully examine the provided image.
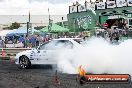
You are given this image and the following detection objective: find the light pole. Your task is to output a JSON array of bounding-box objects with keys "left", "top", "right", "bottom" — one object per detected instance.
[
  {"left": 62, "top": 17, "right": 64, "bottom": 27},
  {"left": 72, "top": 18, "right": 76, "bottom": 33},
  {"left": 27, "top": 11, "right": 31, "bottom": 36},
  {"left": 27, "top": 22, "right": 29, "bottom": 36},
  {"left": 48, "top": 8, "right": 51, "bottom": 33}
]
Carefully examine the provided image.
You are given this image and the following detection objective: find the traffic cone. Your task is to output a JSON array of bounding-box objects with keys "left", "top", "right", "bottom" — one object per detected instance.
[
  {"left": 1, "top": 49, "right": 5, "bottom": 65},
  {"left": 54, "top": 70, "right": 60, "bottom": 86},
  {"left": 1, "top": 49, "right": 5, "bottom": 57},
  {"left": 8, "top": 60, "right": 11, "bottom": 64},
  {"left": 2, "top": 60, "right": 4, "bottom": 65}
]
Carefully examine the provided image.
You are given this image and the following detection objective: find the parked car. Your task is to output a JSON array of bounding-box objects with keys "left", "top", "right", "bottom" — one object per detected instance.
[{"left": 15, "top": 38, "right": 83, "bottom": 69}]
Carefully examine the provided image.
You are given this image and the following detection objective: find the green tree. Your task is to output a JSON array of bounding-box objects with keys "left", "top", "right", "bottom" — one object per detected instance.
[{"left": 9, "top": 22, "right": 20, "bottom": 29}]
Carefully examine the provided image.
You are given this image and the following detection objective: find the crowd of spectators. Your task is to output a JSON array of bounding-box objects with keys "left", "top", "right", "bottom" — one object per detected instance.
[
  {"left": 0, "top": 34, "right": 50, "bottom": 48},
  {"left": 95, "top": 19, "right": 132, "bottom": 44},
  {"left": 0, "top": 31, "right": 91, "bottom": 48}
]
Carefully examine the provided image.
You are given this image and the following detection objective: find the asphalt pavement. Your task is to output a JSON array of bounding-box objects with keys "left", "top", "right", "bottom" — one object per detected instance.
[{"left": 0, "top": 60, "right": 131, "bottom": 88}]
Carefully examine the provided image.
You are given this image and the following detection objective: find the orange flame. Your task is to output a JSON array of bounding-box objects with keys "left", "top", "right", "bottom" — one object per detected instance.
[{"left": 78, "top": 65, "right": 86, "bottom": 76}]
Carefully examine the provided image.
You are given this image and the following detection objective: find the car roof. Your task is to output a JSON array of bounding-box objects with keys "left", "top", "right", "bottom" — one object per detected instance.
[{"left": 52, "top": 38, "right": 82, "bottom": 41}]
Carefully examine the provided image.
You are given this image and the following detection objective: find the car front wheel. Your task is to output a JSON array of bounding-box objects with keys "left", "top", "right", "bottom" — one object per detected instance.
[{"left": 19, "top": 56, "right": 31, "bottom": 69}]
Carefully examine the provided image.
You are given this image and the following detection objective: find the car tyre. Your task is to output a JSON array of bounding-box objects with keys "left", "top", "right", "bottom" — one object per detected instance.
[
  {"left": 18, "top": 56, "right": 31, "bottom": 69},
  {"left": 52, "top": 64, "right": 57, "bottom": 70}
]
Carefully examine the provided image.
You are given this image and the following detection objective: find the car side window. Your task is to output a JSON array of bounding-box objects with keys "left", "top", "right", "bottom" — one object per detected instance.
[
  {"left": 37, "top": 42, "right": 49, "bottom": 50},
  {"left": 38, "top": 40, "right": 74, "bottom": 50},
  {"left": 38, "top": 41, "right": 57, "bottom": 50}
]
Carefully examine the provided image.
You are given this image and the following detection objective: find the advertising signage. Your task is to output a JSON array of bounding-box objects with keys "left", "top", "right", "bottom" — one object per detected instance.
[
  {"left": 69, "top": 0, "right": 132, "bottom": 13},
  {"left": 116, "top": 0, "right": 127, "bottom": 7},
  {"left": 96, "top": 2, "right": 105, "bottom": 9},
  {"left": 107, "top": 1, "right": 116, "bottom": 8},
  {"left": 69, "top": 5, "right": 78, "bottom": 13},
  {"left": 127, "top": 0, "right": 132, "bottom": 6},
  {"left": 78, "top": 5, "right": 86, "bottom": 12},
  {"left": 82, "top": 74, "right": 131, "bottom": 83},
  {"left": 86, "top": 2, "right": 96, "bottom": 10}
]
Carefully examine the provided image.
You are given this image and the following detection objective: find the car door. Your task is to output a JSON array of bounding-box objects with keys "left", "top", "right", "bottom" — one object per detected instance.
[
  {"left": 37, "top": 40, "right": 73, "bottom": 64},
  {"left": 33, "top": 40, "right": 74, "bottom": 65},
  {"left": 42, "top": 40, "right": 59, "bottom": 64},
  {"left": 35, "top": 40, "right": 58, "bottom": 64},
  {"left": 45, "top": 40, "right": 74, "bottom": 61},
  {"left": 33, "top": 42, "right": 49, "bottom": 64}
]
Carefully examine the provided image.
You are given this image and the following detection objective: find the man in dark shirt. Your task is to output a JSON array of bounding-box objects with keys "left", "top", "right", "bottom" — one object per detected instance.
[{"left": 118, "top": 20, "right": 124, "bottom": 29}]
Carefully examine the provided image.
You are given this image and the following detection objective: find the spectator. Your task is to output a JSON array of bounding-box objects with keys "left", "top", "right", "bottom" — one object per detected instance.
[
  {"left": 111, "top": 32, "right": 119, "bottom": 44},
  {"left": 25, "top": 36, "right": 30, "bottom": 48},
  {"left": 30, "top": 35, "right": 36, "bottom": 48},
  {"left": 118, "top": 20, "right": 124, "bottom": 29},
  {"left": 0, "top": 37, "right": 2, "bottom": 48},
  {"left": 18, "top": 35, "right": 25, "bottom": 47},
  {"left": 102, "top": 21, "right": 108, "bottom": 30},
  {"left": 36, "top": 35, "right": 41, "bottom": 47},
  {"left": 44, "top": 35, "right": 49, "bottom": 42}
]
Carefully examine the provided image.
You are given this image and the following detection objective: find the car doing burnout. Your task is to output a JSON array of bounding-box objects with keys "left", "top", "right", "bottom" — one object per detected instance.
[{"left": 15, "top": 38, "right": 83, "bottom": 69}]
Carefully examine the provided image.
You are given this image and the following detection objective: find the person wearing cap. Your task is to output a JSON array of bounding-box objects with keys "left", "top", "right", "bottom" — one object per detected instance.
[{"left": 102, "top": 21, "right": 108, "bottom": 30}]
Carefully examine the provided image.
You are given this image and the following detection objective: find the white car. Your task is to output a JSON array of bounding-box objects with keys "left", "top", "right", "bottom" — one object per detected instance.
[{"left": 15, "top": 38, "right": 83, "bottom": 69}]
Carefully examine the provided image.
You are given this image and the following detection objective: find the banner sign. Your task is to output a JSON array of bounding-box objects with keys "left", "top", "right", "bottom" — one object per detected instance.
[
  {"left": 107, "top": 1, "right": 116, "bottom": 8},
  {"left": 96, "top": 2, "right": 105, "bottom": 10},
  {"left": 127, "top": 0, "right": 132, "bottom": 6},
  {"left": 116, "top": 0, "right": 127, "bottom": 7},
  {"left": 69, "top": 5, "right": 77, "bottom": 13},
  {"left": 108, "top": 15, "right": 121, "bottom": 19},
  {"left": 81, "top": 74, "right": 131, "bottom": 84},
  {"left": 78, "top": 5, "right": 86, "bottom": 12}
]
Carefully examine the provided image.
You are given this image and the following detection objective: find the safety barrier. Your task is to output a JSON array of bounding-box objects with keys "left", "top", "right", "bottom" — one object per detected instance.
[{"left": 0, "top": 48, "right": 32, "bottom": 59}]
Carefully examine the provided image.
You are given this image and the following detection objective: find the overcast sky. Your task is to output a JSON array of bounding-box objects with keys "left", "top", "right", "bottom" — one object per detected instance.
[{"left": 0, "top": 0, "right": 98, "bottom": 15}]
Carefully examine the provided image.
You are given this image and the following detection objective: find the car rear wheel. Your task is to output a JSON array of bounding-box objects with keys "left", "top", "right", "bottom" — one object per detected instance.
[
  {"left": 52, "top": 64, "right": 57, "bottom": 70},
  {"left": 19, "top": 56, "right": 31, "bottom": 69}
]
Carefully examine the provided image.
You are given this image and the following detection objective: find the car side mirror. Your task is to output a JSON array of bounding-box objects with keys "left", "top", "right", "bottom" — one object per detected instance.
[{"left": 32, "top": 48, "right": 38, "bottom": 52}]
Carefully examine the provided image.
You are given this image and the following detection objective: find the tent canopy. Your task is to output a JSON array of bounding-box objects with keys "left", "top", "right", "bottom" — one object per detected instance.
[
  {"left": 40, "top": 23, "right": 70, "bottom": 33},
  {"left": 0, "top": 30, "right": 15, "bottom": 37},
  {"left": 6, "top": 26, "right": 39, "bottom": 36}
]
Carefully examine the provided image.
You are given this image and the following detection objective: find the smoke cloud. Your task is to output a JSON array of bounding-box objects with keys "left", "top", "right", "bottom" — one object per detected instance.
[{"left": 56, "top": 37, "right": 132, "bottom": 75}]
